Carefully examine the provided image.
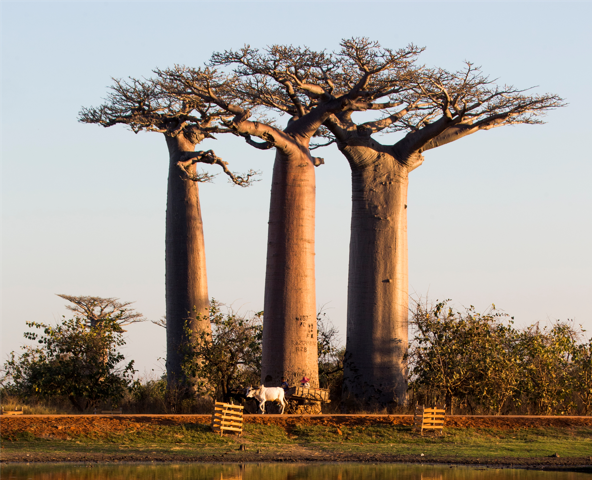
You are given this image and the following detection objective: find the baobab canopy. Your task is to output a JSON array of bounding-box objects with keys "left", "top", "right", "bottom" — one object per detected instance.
[
  {"left": 187, "top": 37, "right": 563, "bottom": 405},
  {"left": 80, "top": 38, "right": 564, "bottom": 405},
  {"left": 79, "top": 72, "right": 258, "bottom": 387}
]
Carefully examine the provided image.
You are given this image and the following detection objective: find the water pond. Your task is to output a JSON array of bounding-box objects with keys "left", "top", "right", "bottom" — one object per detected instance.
[{"left": 1, "top": 463, "right": 589, "bottom": 480}]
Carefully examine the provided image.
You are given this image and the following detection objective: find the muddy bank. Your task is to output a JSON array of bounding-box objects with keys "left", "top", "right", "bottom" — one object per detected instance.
[{"left": 2, "top": 449, "right": 592, "bottom": 470}]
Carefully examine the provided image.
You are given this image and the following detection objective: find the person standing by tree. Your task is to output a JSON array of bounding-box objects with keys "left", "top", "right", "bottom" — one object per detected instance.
[{"left": 281, "top": 377, "right": 290, "bottom": 391}]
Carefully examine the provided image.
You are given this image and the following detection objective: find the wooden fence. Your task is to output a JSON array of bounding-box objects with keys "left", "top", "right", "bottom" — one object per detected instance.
[
  {"left": 1, "top": 407, "right": 23, "bottom": 416},
  {"left": 211, "top": 402, "right": 244, "bottom": 435},
  {"left": 414, "top": 406, "right": 446, "bottom": 435}
]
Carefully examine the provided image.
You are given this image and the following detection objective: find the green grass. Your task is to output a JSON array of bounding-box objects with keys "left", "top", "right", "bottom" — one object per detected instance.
[
  {"left": 76, "top": 423, "right": 232, "bottom": 446},
  {"left": 2, "top": 424, "right": 591, "bottom": 460},
  {"left": 271, "top": 425, "right": 592, "bottom": 458},
  {"left": 243, "top": 423, "right": 294, "bottom": 443}
]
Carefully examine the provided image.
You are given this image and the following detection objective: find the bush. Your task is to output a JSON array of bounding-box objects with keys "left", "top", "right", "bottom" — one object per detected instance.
[
  {"left": 181, "top": 301, "right": 263, "bottom": 402},
  {"left": 317, "top": 310, "right": 344, "bottom": 406},
  {"left": 407, "top": 299, "right": 590, "bottom": 415},
  {"left": 120, "top": 377, "right": 213, "bottom": 414},
  {"left": 3, "top": 317, "right": 135, "bottom": 412}
]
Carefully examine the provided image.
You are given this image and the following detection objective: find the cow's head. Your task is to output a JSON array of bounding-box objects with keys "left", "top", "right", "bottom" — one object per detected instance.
[{"left": 245, "top": 385, "right": 263, "bottom": 398}]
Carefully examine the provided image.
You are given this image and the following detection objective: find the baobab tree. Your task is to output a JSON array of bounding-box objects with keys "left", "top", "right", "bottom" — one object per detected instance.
[
  {"left": 155, "top": 43, "right": 416, "bottom": 388},
  {"left": 319, "top": 39, "right": 564, "bottom": 405},
  {"left": 203, "top": 42, "right": 421, "bottom": 396},
  {"left": 203, "top": 38, "right": 563, "bottom": 406},
  {"left": 79, "top": 78, "right": 256, "bottom": 387}
]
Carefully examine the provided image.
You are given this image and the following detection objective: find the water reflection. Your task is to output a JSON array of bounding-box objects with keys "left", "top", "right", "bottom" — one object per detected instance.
[{"left": 1, "top": 463, "right": 588, "bottom": 480}]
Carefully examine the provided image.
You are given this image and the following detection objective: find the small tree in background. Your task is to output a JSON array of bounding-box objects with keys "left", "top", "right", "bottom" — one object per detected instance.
[
  {"left": 516, "top": 321, "right": 581, "bottom": 415},
  {"left": 572, "top": 338, "right": 592, "bottom": 414},
  {"left": 181, "top": 301, "right": 263, "bottom": 402},
  {"left": 56, "top": 294, "right": 145, "bottom": 329},
  {"left": 317, "top": 309, "right": 344, "bottom": 400},
  {"left": 4, "top": 317, "right": 135, "bottom": 412}
]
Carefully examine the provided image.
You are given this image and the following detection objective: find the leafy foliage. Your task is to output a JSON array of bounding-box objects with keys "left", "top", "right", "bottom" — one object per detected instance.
[
  {"left": 317, "top": 310, "right": 344, "bottom": 398},
  {"left": 572, "top": 338, "right": 592, "bottom": 414},
  {"left": 179, "top": 302, "right": 345, "bottom": 404},
  {"left": 516, "top": 322, "right": 584, "bottom": 415},
  {"left": 3, "top": 317, "right": 135, "bottom": 412},
  {"left": 408, "top": 300, "right": 590, "bottom": 415},
  {"left": 181, "top": 301, "right": 263, "bottom": 402}
]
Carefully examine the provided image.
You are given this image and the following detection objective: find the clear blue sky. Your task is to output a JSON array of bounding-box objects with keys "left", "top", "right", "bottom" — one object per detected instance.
[{"left": 2, "top": 1, "right": 591, "bottom": 377}]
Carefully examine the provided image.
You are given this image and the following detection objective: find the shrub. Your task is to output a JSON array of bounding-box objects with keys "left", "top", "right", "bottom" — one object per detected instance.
[
  {"left": 407, "top": 299, "right": 590, "bottom": 415},
  {"left": 181, "top": 301, "right": 263, "bottom": 402},
  {"left": 3, "top": 317, "right": 135, "bottom": 412}
]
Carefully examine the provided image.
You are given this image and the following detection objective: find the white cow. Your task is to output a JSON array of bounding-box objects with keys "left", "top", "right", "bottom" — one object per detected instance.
[{"left": 246, "top": 385, "right": 286, "bottom": 414}]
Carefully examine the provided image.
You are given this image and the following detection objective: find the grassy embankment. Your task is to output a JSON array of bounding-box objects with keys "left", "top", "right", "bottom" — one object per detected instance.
[{"left": 3, "top": 422, "right": 591, "bottom": 461}]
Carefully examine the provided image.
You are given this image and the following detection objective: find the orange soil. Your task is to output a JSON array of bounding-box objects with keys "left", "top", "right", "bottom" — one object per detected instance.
[{"left": 2, "top": 414, "right": 591, "bottom": 441}]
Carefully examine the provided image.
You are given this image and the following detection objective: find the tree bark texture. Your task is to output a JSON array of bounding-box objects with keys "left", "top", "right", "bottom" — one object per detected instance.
[
  {"left": 262, "top": 149, "right": 318, "bottom": 388},
  {"left": 165, "top": 135, "right": 211, "bottom": 387},
  {"left": 343, "top": 153, "right": 410, "bottom": 405}
]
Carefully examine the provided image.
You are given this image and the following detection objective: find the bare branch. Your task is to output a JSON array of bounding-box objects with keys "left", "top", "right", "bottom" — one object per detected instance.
[
  {"left": 152, "top": 316, "right": 167, "bottom": 329},
  {"left": 79, "top": 75, "right": 227, "bottom": 144},
  {"left": 177, "top": 150, "right": 259, "bottom": 187}
]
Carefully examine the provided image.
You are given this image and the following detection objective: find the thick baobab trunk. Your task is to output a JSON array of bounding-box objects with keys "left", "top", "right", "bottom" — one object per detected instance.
[
  {"left": 262, "top": 149, "right": 319, "bottom": 388},
  {"left": 343, "top": 156, "right": 409, "bottom": 405},
  {"left": 165, "top": 135, "right": 211, "bottom": 387}
]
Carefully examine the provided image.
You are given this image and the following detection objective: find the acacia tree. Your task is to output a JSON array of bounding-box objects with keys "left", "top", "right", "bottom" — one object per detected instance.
[
  {"left": 313, "top": 39, "right": 563, "bottom": 405},
  {"left": 56, "top": 294, "right": 145, "bottom": 329},
  {"left": 79, "top": 78, "right": 255, "bottom": 386},
  {"left": 156, "top": 47, "right": 388, "bottom": 388}
]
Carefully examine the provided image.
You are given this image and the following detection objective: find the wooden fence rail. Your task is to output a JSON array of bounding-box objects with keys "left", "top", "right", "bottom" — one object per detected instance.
[
  {"left": 211, "top": 402, "right": 244, "bottom": 436},
  {"left": 414, "top": 405, "right": 446, "bottom": 435},
  {"left": 1, "top": 407, "right": 24, "bottom": 416}
]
